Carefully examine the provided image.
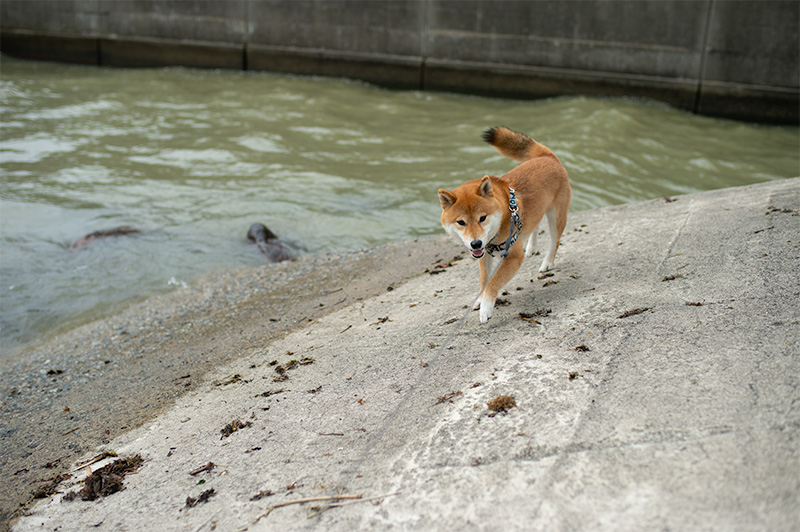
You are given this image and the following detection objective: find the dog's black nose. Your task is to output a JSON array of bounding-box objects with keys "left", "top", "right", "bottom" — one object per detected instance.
[{"left": 470, "top": 239, "right": 483, "bottom": 250}]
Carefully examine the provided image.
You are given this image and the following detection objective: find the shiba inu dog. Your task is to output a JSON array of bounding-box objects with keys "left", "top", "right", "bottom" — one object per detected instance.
[{"left": 438, "top": 126, "right": 572, "bottom": 323}]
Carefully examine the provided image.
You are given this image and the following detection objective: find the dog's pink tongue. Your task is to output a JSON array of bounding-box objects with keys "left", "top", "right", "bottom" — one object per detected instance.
[{"left": 471, "top": 249, "right": 484, "bottom": 258}]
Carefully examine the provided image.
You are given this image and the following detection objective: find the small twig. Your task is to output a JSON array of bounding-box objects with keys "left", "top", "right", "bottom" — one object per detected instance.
[
  {"left": 71, "top": 451, "right": 117, "bottom": 473},
  {"left": 404, "top": 270, "right": 427, "bottom": 280},
  {"left": 189, "top": 462, "right": 215, "bottom": 476},
  {"left": 307, "top": 492, "right": 400, "bottom": 518},
  {"left": 252, "top": 494, "right": 364, "bottom": 525}
]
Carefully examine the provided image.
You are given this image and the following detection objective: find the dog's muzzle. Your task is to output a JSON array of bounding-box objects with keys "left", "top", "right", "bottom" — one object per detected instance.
[{"left": 470, "top": 240, "right": 484, "bottom": 259}]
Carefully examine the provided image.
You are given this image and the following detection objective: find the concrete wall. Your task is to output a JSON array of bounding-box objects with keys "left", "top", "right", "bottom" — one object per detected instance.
[{"left": 1, "top": 0, "right": 797, "bottom": 124}]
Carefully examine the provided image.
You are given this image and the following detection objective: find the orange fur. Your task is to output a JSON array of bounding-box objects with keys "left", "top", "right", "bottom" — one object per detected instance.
[{"left": 438, "top": 126, "right": 572, "bottom": 323}]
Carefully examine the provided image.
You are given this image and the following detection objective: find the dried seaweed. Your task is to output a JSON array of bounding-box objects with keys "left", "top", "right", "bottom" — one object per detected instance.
[
  {"left": 487, "top": 395, "right": 516, "bottom": 413},
  {"left": 63, "top": 455, "right": 143, "bottom": 501},
  {"left": 220, "top": 419, "right": 252, "bottom": 439}
]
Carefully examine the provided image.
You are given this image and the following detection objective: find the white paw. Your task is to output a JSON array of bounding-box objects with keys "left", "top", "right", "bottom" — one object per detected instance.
[
  {"left": 539, "top": 259, "right": 554, "bottom": 273},
  {"left": 479, "top": 297, "right": 495, "bottom": 323}
]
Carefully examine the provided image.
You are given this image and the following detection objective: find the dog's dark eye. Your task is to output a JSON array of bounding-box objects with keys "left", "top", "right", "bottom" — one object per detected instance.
[
  {"left": 457, "top": 220, "right": 466, "bottom": 226},
  {"left": 479, "top": 215, "right": 487, "bottom": 223}
]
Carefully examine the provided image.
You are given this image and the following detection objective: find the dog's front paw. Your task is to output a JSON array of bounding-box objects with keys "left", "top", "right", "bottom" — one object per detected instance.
[
  {"left": 538, "top": 260, "right": 554, "bottom": 273},
  {"left": 479, "top": 298, "right": 495, "bottom": 323}
]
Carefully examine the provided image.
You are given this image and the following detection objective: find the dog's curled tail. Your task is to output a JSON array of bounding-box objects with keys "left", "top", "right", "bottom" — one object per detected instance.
[{"left": 482, "top": 126, "right": 555, "bottom": 163}]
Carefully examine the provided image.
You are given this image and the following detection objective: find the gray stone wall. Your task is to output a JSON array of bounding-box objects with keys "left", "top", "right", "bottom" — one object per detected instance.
[{"left": 1, "top": 0, "right": 797, "bottom": 123}]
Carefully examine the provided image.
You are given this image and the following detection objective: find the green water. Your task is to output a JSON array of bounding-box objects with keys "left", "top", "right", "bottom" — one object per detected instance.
[{"left": 1, "top": 56, "right": 797, "bottom": 353}]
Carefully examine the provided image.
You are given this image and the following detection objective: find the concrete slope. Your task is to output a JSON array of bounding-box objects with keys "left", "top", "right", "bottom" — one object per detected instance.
[{"left": 14, "top": 178, "right": 799, "bottom": 531}]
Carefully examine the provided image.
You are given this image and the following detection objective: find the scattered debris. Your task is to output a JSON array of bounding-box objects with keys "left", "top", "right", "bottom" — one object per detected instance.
[
  {"left": 32, "top": 474, "right": 71, "bottom": 499},
  {"left": 252, "top": 492, "right": 398, "bottom": 524},
  {"left": 220, "top": 419, "right": 252, "bottom": 439},
  {"left": 173, "top": 374, "right": 191, "bottom": 387},
  {"left": 307, "top": 385, "right": 323, "bottom": 394},
  {"left": 46, "top": 369, "right": 64, "bottom": 376},
  {"left": 487, "top": 395, "right": 517, "bottom": 413},
  {"left": 538, "top": 272, "right": 554, "bottom": 279},
  {"left": 495, "top": 298, "right": 511, "bottom": 307},
  {"left": 185, "top": 488, "right": 216, "bottom": 508},
  {"left": 272, "top": 358, "right": 314, "bottom": 382},
  {"left": 251, "top": 489, "right": 275, "bottom": 501},
  {"left": 662, "top": 274, "right": 683, "bottom": 282},
  {"left": 568, "top": 371, "right": 580, "bottom": 381},
  {"left": 442, "top": 317, "right": 459, "bottom": 325},
  {"left": 520, "top": 308, "right": 551, "bottom": 323},
  {"left": 215, "top": 374, "right": 243, "bottom": 386},
  {"left": 753, "top": 226, "right": 774, "bottom": 234},
  {"left": 435, "top": 391, "right": 463, "bottom": 405},
  {"left": 686, "top": 301, "right": 704, "bottom": 306},
  {"left": 663, "top": 196, "right": 677, "bottom": 203},
  {"left": 371, "top": 316, "right": 391, "bottom": 325},
  {"left": 63, "top": 455, "right": 144, "bottom": 502},
  {"left": 258, "top": 389, "right": 286, "bottom": 398},
  {"left": 426, "top": 255, "right": 462, "bottom": 275},
  {"left": 765, "top": 205, "right": 798, "bottom": 216},
  {"left": 543, "top": 280, "right": 559, "bottom": 287},
  {"left": 574, "top": 344, "right": 590, "bottom": 352},
  {"left": 189, "top": 462, "right": 214, "bottom": 476},
  {"left": 618, "top": 307, "right": 650, "bottom": 318}
]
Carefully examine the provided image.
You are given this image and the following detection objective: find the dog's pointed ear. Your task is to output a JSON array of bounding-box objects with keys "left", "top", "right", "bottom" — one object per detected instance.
[
  {"left": 438, "top": 189, "right": 456, "bottom": 209},
  {"left": 478, "top": 176, "right": 494, "bottom": 198}
]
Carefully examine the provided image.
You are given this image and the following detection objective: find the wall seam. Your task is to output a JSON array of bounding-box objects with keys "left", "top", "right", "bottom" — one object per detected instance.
[
  {"left": 420, "top": 0, "right": 431, "bottom": 90},
  {"left": 242, "top": 0, "right": 249, "bottom": 71},
  {"left": 694, "top": 0, "right": 715, "bottom": 114}
]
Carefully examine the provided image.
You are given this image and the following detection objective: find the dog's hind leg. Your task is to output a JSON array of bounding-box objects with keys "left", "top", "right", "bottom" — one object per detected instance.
[
  {"left": 539, "top": 205, "right": 565, "bottom": 272},
  {"left": 524, "top": 230, "right": 537, "bottom": 257}
]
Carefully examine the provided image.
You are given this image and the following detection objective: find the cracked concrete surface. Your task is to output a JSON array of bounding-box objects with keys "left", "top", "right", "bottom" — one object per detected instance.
[{"left": 11, "top": 179, "right": 800, "bottom": 531}]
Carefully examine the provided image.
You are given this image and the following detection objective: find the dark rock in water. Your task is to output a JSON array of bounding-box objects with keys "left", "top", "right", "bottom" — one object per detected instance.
[
  {"left": 247, "top": 223, "right": 291, "bottom": 263},
  {"left": 71, "top": 226, "right": 141, "bottom": 249}
]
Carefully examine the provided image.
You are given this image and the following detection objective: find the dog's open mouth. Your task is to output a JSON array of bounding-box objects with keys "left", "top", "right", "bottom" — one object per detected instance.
[{"left": 471, "top": 248, "right": 485, "bottom": 259}]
